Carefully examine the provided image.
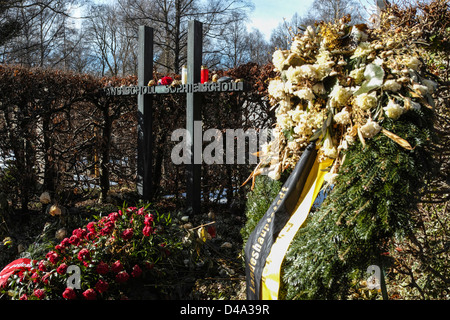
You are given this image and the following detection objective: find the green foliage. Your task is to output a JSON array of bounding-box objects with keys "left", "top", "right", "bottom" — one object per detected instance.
[
  {"left": 241, "top": 175, "right": 283, "bottom": 244},
  {"left": 281, "top": 107, "right": 435, "bottom": 299}
]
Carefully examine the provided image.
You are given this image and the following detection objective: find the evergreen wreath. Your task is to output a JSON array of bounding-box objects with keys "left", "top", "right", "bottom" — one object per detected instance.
[{"left": 244, "top": 4, "right": 444, "bottom": 299}]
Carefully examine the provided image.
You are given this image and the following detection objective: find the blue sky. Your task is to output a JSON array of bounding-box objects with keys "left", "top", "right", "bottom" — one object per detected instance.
[{"left": 246, "top": 0, "right": 316, "bottom": 40}]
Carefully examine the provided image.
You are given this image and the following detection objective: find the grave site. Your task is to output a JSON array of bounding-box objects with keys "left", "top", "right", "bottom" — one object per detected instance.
[{"left": 0, "top": 0, "right": 449, "bottom": 302}]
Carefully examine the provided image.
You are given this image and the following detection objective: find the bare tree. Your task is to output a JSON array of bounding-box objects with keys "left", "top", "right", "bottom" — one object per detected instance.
[
  {"left": 245, "top": 28, "right": 271, "bottom": 66},
  {"left": 311, "top": 0, "right": 364, "bottom": 23},
  {"left": 220, "top": 23, "right": 271, "bottom": 68},
  {"left": 269, "top": 13, "right": 314, "bottom": 50},
  {"left": 0, "top": 0, "right": 81, "bottom": 68},
  {"left": 117, "top": 0, "right": 253, "bottom": 73},
  {"left": 220, "top": 12, "right": 248, "bottom": 68},
  {"left": 0, "top": 1, "right": 22, "bottom": 48},
  {"left": 86, "top": 4, "right": 130, "bottom": 76}
]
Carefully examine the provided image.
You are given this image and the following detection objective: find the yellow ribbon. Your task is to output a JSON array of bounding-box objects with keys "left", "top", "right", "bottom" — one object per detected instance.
[{"left": 261, "top": 156, "right": 334, "bottom": 300}]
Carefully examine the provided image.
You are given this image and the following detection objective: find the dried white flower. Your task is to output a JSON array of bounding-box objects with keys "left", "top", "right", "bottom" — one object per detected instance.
[
  {"left": 289, "top": 107, "right": 306, "bottom": 123},
  {"left": 404, "top": 56, "right": 421, "bottom": 70},
  {"left": 360, "top": 119, "right": 381, "bottom": 138},
  {"left": 276, "top": 100, "right": 292, "bottom": 115},
  {"left": 277, "top": 114, "right": 293, "bottom": 130},
  {"left": 404, "top": 97, "right": 422, "bottom": 111},
  {"left": 397, "top": 76, "right": 410, "bottom": 84},
  {"left": 354, "top": 92, "right": 377, "bottom": 111},
  {"left": 374, "top": 44, "right": 384, "bottom": 50},
  {"left": 324, "top": 172, "right": 339, "bottom": 185},
  {"left": 334, "top": 107, "right": 351, "bottom": 125},
  {"left": 345, "top": 132, "right": 356, "bottom": 145},
  {"left": 350, "top": 42, "right": 373, "bottom": 59},
  {"left": 293, "top": 88, "right": 315, "bottom": 101},
  {"left": 286, "top": 64, "right": 318, "bottom": 82},
  {"left": 330, "top": 84, "right": 351, "bottom": 107},
  {"left": 268, "top": 79, "right": 285, "bottom": 100},
  {"left": 283, "top": 81, "right": 298, "bottom": 94},
  {"left": 383, "top": 79, "right": 402, "bottom": 92},
  {"left": 267, "top": 163, "right": 282, "bottom": 180},
  {"left": 413, "top": 83, "right": 429, "bottom": 96},
  {"left": 349, "top": 67, "right": 365, "bottom": 84},
  {"left": 290, "top": 39, "right": 302, "bottom": 50},
  {"left": 272, "top": 50, "right": 288, "bottom": 71},
  {"left": 312, "top": 82, "right": 325, "bottom": 95},
  {"left": 305, "top": 25, "right": 315, "bottom": 38},
  {"left": 383, "top": 99, "right": 405, "bottom": 120},
  {"left": 350, "top": 26, "right": 368, "bottom": 43},
  {"left": 322, "top": 136, "right": 338, "bottom": 158}
]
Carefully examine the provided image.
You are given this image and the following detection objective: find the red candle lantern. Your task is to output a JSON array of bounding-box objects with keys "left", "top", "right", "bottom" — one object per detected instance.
[{"left": 201, "top": 66, "right": 209, "bottom": 84}]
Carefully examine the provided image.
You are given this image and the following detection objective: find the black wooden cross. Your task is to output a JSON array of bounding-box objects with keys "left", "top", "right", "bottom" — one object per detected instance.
[{"left": 105, "top": 20, "right": 247, "bottom": 215}]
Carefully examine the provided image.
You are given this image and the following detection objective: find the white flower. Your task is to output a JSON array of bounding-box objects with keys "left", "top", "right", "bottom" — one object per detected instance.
[
  {"left": 314, "top": 47, "right": 334, "bottom": 79},
  {"left": 350, "top": 26, "right": 368, "bottom": 43},
  {"left": 360, "top": 119, "right": 381, "bottom": 138},
  {"left": 324, "top": 172, "right": 339, "bottom": 185},
  {"left": 363, "top": 63, "right": 385, "bottom": 88},
  {"left": 286, "top": 65, "right": 318, "bottom": 82},
  {"left": 330, "top": 84, "right": 351, "bottom": 107},
  {"left": 291, "top": 39, "right": 304, "bottom": 53},
  {"left": 301, "top": 64, "right": 319, "bottom": 79},
  {"left": 288, "top": 107, "right": 306, "bottom": 123},
  {"left": 354, "top": 92, "right": 377, "bottom": 111},
  {"left": 285, "top": 66, "right": 302, "bottom": 84},
  {"left": 287, "top": 140, "right": 301, "bottom": 152},
  {"left": 404, "top": 56, "right": 421, "bottom": 70},
  {"left": 272, "top": 50, "right": 288, "bottom": 71},
  {"left": 268, "top": 79, "right": 285, "bottom": 100},
  {"left": 403, "top": 97, "right": 421, "bottom": 111},
  {"left": 315, "top": 63, "right": 333, "bottom": 80},
  {"left": 338, "top": 138, "right": 349, "bottom": 150},
  {"left": 276, "top": 100, "right": 292, "bottom": 115},
  {"left": 316, "top": 46, "right": 332, "bottom": 65},
  {"left": 413, "top": 83, "right": 429, "bottom": 96},
  {"left": 334, "top": 107, "right": 351, "bottom": 125},
  {"left": 299, "top": 64, "right": 317, "bottom": 79},
  {"left": 373, "top": 57, "right": 384, "bottom": 66},
  {"left": 350, "top": 42, "right": 373, "bottom": 59},
  {"left": 277, "top": 114, "right": 293, "bottom": 130},
  {"left": 345, "top": 132, "right": 356, "bottom": 145},
  {"left": 349, "top": 67, "right": 365, "bottom": 84},
  {"left": 305, "top": 25, "right": 315, "bottom": 38},
  {"left": 267, "top": 163, "right": 282, "bottom": 180},
  {"left": 383, "top": 99, "right": 405, "bottom": 120},
  {"left": 322, "top": 136, "right": 338, "bottom": 158},
  {"left": 383, "top": 79, "right": 402, "bottom": 92},
  {"left": 293, "top": 88, "right": 315, "bottom": 101},
  {"left": 386, "top": 39, "right": 396, "bottom": 49},
  {"left": 283, "top": 81, "right": 297, "bottom": 94}
]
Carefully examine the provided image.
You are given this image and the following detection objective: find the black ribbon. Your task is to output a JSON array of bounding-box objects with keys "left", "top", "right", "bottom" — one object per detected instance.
[{"left": 244, "top": 142, "right": 317, "bottom": 300}]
